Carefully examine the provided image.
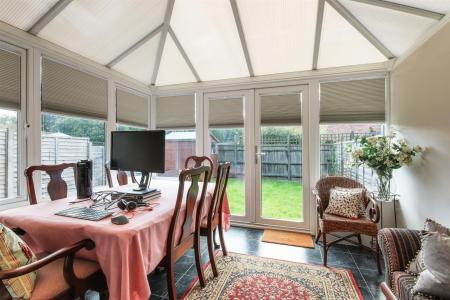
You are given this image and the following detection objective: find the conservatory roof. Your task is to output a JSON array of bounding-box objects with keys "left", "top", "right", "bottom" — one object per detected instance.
[{"left": 0, "top": 0, "right": 449, "bottom": 87}]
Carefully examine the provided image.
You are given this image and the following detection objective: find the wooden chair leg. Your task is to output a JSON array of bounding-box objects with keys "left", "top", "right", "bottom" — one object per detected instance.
[
  {"left": 207, "top": 230, "right": 219, "bottom": 277},
  {"left": 357, "top": 234, "right": 362, "bottom": 247},
  {"left": 213, "top": 228, "right": 220, "bottom": 249},
  {"left": 323, "top": 232, "right": 328, "bottom": 267},
  {"left": 194, "top": 235, "right": 206, "bottom": 287},
  {"left": 166, "top": 259, "right": 177, "bottom": 300},
  {"left": 375, "top": 236, "right": 382, "bottom": 274},
  {"left": 218, "top": 224, "right": 228, "bottom": 256},
  {"left": 315, "top": 228, "right": 322, "bottom": 243}
]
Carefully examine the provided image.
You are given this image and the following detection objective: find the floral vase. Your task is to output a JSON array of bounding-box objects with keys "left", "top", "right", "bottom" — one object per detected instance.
[{"left": 375, "top": 172, "right": 393, "bottom": 202}]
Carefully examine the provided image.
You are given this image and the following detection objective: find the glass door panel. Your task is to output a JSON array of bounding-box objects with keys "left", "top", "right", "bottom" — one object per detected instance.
[
  {"left": 255, "top": 87, "right": 309, "bottom": 228},
  {"left": 206, "top": 91, "right": 251, "bottom": 222}
]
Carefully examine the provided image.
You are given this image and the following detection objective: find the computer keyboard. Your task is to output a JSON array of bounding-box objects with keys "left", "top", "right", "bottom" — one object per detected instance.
[{"left": 55, "top": 207, "right": 113, "bottom": 221}]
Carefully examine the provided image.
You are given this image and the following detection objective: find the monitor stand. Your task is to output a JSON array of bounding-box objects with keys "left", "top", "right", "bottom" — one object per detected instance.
[{"left": 119, "top": 172, "right": 156, "bottom": 195}]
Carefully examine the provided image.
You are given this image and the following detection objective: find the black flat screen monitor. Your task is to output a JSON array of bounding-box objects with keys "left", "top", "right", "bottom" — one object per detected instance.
[{"left": 110, "top": 130, "right": 165, "bottom": 173}]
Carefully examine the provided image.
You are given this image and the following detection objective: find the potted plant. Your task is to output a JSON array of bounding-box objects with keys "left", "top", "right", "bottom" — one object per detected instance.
[{"left": 350, "top": 128, "right": 423, "bottom": 201}]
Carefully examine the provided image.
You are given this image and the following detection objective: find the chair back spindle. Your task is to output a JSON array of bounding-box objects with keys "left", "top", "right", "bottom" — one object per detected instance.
[
  {"left": 184, "top": 156, "right": 214, "bottom": 181},
  {"left": 105, "top": 162, "right": 137, "bottom": 188},
  {"left": 24, "top": 163, "right": 76, "bottom": 205},
  {"left": 208, "top": 163, "right": 231, "bottom": 226},
  {"left": 167, "top": 166, "right": 210, "bottom": 251}
]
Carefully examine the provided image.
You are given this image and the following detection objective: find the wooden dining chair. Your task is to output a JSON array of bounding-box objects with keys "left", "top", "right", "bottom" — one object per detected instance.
[
  {"left": 200, "top": 162, "right": 231, "bottom": 278},
  {"left": 163, "top": 166, "right": 210, "bottom": 300},
  {"left": 0, "top": 234, "right": 107, "bottom": 300},
  {"left": 184, "top": 156, "right": 214, "bottom": 181},
  {"left": 24, "top": 163, "right": 76, "bottom": 205},
  {"left": 104, "top": 162, "right": 137, "bottom": 188}
]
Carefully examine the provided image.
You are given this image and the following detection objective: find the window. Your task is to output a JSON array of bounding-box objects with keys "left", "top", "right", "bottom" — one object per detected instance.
[
  {"left": 156, "top": 95, "right": 196, "bottom": 177},
  {"left": 0, "top": 46, "right": 24, "bottom": 204},
  {"left": 40, "top": 58, "right": 108, "bottom": 197},
  {"left": 116, "top": 87, "right": 149, "bottom": 130},
  {"left": 319, "top": 78, "right": 386, "bottom": 188}
]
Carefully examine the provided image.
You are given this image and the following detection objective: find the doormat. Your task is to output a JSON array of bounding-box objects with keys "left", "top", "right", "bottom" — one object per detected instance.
[{"left": 262, "top": 229, "right": 315, "bottom": 248}]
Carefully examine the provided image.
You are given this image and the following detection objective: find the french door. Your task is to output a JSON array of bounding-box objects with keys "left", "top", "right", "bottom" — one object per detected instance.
[{"left": 204, "top": 86, "right": 310, "bottom": 230}]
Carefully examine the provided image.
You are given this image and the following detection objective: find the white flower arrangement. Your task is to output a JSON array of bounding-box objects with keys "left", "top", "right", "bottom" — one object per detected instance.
[{"left": 350, "top": 128, "right": 423, "bottom": 179}]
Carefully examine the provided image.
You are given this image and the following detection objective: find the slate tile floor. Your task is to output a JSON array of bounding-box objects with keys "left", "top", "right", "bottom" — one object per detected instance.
[{"left": 148, "top": 226, "right": 385, "bottom": 300}]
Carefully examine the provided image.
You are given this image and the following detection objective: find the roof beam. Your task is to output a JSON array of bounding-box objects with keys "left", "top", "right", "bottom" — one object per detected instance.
[
  {"left": 326, "top": 0, "right": 394, "bottom": 59},
  {"left": 107, "top": 24, "right": 163, "bottom": 68},
  {"left": 28, "top": 0, "right": 73, "bottom": 35},
  {"left": 151, "top": 0, "right": 175, "bottom": 85},
  {"left": 230, "top": 0, "right": 254, "bottom": 77},
  {"left": 351, "top": 0, "right": 444, "bottom": 20},
  {"left": 313, "top": 0, "right": 325, "bottom": 70},
  {"left": 168, "top": 27, "right": 201, "bottom": 82}
]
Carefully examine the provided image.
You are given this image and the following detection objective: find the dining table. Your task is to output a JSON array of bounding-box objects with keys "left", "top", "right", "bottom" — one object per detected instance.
[{"left": 0, "top": 179, "right": 231, "bottom": 300}]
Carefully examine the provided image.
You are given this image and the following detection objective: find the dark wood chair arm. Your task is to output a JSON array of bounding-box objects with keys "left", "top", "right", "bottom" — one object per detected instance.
[
  {"left": 0, "top": 239, "right": 94, "bottom": 280},
  {"left": 380, "top": 282, "right": 397, "bottom": 300},
  {"left": 312, "top": 189, "right": 324, "bottom": 218},
  {"left": 367, "top": 193, "right": 380, "bottom": 223}
]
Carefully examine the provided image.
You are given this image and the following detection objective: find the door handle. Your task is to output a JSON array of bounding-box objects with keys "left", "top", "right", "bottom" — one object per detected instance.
[
  {"left": 255, "top": 145, "right": 266, "bottom": 163},
  {"left": 255, "top": 152, "right": 266, "bottom": 156}
]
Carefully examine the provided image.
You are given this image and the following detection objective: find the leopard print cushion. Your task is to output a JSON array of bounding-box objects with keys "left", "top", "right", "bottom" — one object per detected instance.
[
  {"left": 333, "top": 187, "right": 366, "bottom": 217},
  {"left": 325, "top": 188, "right": 362, "bottom": 219}
]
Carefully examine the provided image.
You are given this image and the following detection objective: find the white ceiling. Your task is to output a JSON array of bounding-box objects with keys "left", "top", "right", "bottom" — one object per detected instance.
[{"left": 0, "top": 0, "right": 448, "bottom": 87}]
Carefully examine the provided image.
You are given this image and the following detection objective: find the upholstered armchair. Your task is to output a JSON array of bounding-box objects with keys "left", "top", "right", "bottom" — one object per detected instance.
[
  {"left": 313, "top": 176, "right": 381, "bottom": 273},
  {"left": 378, "top": 228, "right": 425, "bottom": 300}
]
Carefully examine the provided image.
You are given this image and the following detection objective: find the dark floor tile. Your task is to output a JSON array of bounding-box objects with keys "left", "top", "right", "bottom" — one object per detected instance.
[
  {"left": 359, "top": 286, "right": 375, "bottom": 300},
  {"left": 174, "top": 255, "right": 195, "bottom": 274},
  {"left": 347, "top": 244, "right": 376, "bottom": 255},
  {"left": 324, "top": 250, "right": 358, "bottom": 268},
  {"left": 347, "top": 267, "right": 368, "bottom": 289},
  {"left": 359, "top": 268, "right": 385, "bottom": 296},
  {"left": 175, "top": 274, "right": 197, "bottom": 299},
  {"left": 149, "top": 294, "right": 164, "bottom": 300},
  {"left": 352, "top": 253, "right": 384, "bottom": 271},
  {"left": 148, "top": 271, "right": 168, "bottom": 297}
]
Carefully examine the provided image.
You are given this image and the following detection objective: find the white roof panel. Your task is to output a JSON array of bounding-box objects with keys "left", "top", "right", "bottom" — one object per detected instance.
[
  {"left": 0, "top": 0, "right": 58, "bottom": 31},
  {"left": 39, "top": 0, "right": 167, "bottom": 65},
  {"left": 318, "top": 2, "right": 386, "bottom": 69},
  {"left": 170, "top": 0, "right": 249, "bottom": 81},
  {"left": 237, "top": 0, "right": 318, "bottom": 76}
]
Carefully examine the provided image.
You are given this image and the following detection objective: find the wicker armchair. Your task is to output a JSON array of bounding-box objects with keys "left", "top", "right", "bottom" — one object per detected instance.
[
  {"left": 378, "top": 228, "right": 424, "bottom": 300},
  {"left": 313, "top": 176, "right": 381, "bottom": 273}
]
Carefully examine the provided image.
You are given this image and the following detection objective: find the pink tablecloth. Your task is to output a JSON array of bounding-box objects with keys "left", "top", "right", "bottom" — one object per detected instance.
[{"left": 0, "top": 179, "right": 230, "bottom": 300}]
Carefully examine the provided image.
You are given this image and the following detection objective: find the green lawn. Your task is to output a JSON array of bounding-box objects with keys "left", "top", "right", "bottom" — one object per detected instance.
[{"left": 226, "top": 178, "right": 303, "bottom": 221}]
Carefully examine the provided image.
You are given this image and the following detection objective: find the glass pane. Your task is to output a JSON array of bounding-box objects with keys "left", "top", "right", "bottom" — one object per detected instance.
[
  {"left": 0, "top": 0, "right": 58, "bottom": 30},
  {"left": 0, "top": 108, "right": 19, "bottom": 200},
  {"left": 160, "top": 130, "right": 196, "bottom": 177},
  {"left": 209, "top": 97, "right": 245, "bottom": 216},
  {"left": 318, "top": 3, "right": 386, "bottom": 69},
  {"left": 113, "top": 33, "right": 160, "bottom": 85},
  {"left": 41, "top": 113, "right": 106, "bottom": 198},
  {"left": 260, "top": 94, "right": 302, "bottom": 221},
  {"left": 117, "top": 124, "right": 146, "bottom": 131},
  {"left": 340, "top": 0, "right": 437, "bottom": 57},
  {"left": 39, "top": 0, "right": 167, "bottom": 64},
  {"left": 171, "top": 0, "right": 249, "bottom": 81},
  {"left": 319, "top": 123, "right": 384, "bottom": 189},
  {"left": 156, "top": 34, "right": 197, "bottom": 86},
  {"left": 237, "top": 0, "right": 317, "bottom": 75}
]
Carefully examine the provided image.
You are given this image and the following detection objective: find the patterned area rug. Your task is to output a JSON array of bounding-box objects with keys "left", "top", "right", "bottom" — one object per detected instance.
[{"left": 181, "top": 253, "right": 363, "bottom": 300}]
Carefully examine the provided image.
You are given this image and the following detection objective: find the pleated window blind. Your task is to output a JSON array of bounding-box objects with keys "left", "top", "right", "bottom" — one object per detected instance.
[
  {"left": 116, "top": 89, "right": 149, "bottom": 127},
  {"left": 156, "top": 95, "right": 195, "bottom": 129},
  {"left": 209, "top": 97, "right": 243, "bottom": 128},
  {"left": 320, "top": 78, "right": 386, "bottom": 123},
  {"left": 41, "top": 58, "right": 108, "bottom": 119},
  {"left": 261, "top": 94, "right": 301, "bottom": 125},
  {"left": 0, "top": 49, "right": 21, "bottom": 110}
]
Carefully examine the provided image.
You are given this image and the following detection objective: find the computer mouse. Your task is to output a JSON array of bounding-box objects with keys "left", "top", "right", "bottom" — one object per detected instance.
[{"left": 111, "top": 215, "right": 129, "bottom": 225}]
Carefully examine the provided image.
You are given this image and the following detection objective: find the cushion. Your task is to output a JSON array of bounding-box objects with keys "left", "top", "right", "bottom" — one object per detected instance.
[
  {"left": 333, "top": 187, "right": 366, "bottom": 216},
  {"left": 407, "top": 219, "right": 449, "bottom": 275},
  {"left": 324, "top": 188, "right": 363, "bottom": 219},
  {"left": 0, "top": 224, "right": 37, "bottom": 299},
  {"left": 413, "top": 232, "right": 450, "bottom": 299},
  {"left": 320, "top": 213, "right": 378, "bottom": 236},
  {"left": 31, "top": 256, "right": 100, "bottom": 300}
]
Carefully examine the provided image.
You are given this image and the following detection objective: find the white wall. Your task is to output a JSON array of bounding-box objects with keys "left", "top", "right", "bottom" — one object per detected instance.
[{"left": 391, "top": 22, "right": 450, "bottom": 229}]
